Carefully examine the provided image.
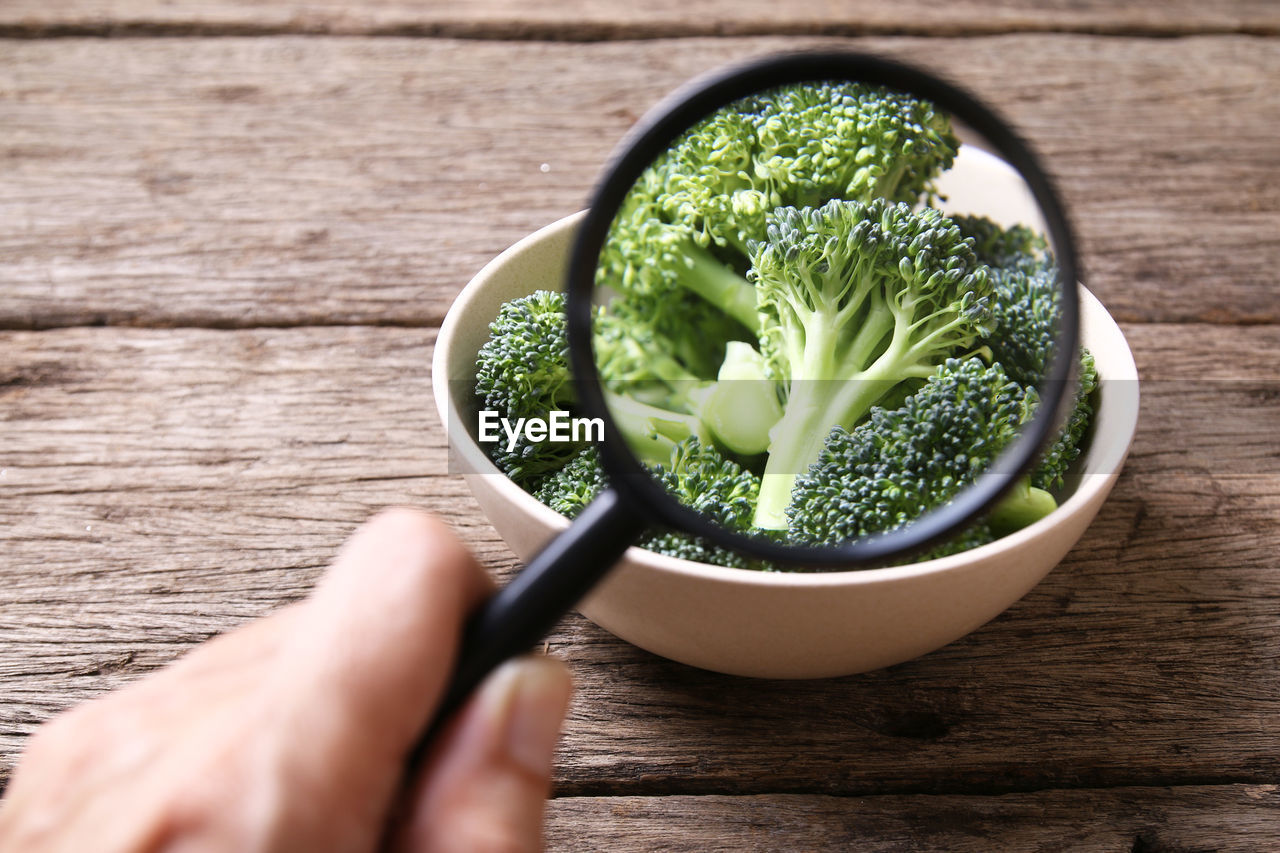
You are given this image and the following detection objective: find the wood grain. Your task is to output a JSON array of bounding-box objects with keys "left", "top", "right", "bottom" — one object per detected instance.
[
  {"left": 3, "top": 9, "right": 1277, "bottom": 845},
  {"left": 1, "top": 323, "right": 1277, "bottom": 799},
  {"left": 2, "top": 35, "right": 1278, "bottom": 329},
  {"left": 546, "top": 786, "right": 1280, "bottom": 852},
  {"left": 1, "top": 0, "right": 1276, "bottom": 38}
]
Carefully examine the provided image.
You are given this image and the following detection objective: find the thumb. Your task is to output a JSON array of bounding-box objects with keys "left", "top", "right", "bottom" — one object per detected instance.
[{"left": 393, "top": 655, "right": 573, "bottom": 853}]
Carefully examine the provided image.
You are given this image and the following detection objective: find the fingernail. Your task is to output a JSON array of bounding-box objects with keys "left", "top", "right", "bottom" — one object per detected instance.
[{"left": 481, "top": 656, "right": 573, "bottom": 777}]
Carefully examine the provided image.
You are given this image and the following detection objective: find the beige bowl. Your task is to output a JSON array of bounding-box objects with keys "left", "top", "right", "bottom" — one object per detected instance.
[{"left": 434, "top": 213, "right": 1139, "bottom": 679}]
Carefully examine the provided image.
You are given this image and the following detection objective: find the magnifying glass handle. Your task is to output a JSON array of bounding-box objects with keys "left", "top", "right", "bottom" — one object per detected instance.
[{"left": 407, "top": 486, "right": 646, "bottom": 764}]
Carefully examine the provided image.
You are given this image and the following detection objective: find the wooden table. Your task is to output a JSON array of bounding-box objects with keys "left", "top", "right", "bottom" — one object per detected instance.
[{"left": 3, "top": 2, "right": 1279, "bottom": 849}]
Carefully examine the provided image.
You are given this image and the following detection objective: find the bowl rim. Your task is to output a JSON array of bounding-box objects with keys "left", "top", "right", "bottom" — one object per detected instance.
[{"left": 434, "top": 211, "right": 1139, "bottom": 591}]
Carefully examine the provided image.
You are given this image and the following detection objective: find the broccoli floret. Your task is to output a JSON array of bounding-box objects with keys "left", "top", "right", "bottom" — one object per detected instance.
[
  {"left": 640, "top": 436, "right": 760, "bottom": 568},
  {"left": 533, "top": 440, "right": 758, "bottom": 570},
  {"left": 953, "top": 217, "right": 1098, "bottom": 494},
  {"left": 533, "top": 446, "right": 608, "bottom": 518},
  {"left": 951, "top": 214, "right": 1050, "bottom": 274},
  {"left": 474, "top": 291, "right": 695, "bottom": 483},
  {"left": 597, "top": 81, "right": 959, "bottom": 336},
  {"left": 1032, "top": 348, "right": 1098, "bottom": 492},
  {"left": 594, "top": 305, "right": 708, "bottom": 409},
  {"left": 478, "top": 289, "right": 775, "bottom": 495},
  {"left": 596, "top": 303, "right": 781, "bottom": 459},
  {"left": 749, "top": 199, "right": 994, "bottom": 528},
  {"left": 640, "top": 530, "right": 751, "bottom": 569},
  {"left": 596, "top": 290, "right": 751, "bottom": 383},
  {"left": 599, "top": 165, "right": 761, "bottom": 333},
  {"left": 985, "top": 264, "right": 1061, "bottom": 390},
  {"left": 475, "top": 290, "right": 583, "bottom": 488},
  {"left": 787, "top": 358, "right": 1056, "bottom": 548},
  {"left": 663, "top": 81, "right": 959, "bottom": 256},
  {"left": 954, "top": 214, "right": 1059, "bottom": 389},
  {"left": 651, "top": 435, "right": 759, "bottom": 532}
]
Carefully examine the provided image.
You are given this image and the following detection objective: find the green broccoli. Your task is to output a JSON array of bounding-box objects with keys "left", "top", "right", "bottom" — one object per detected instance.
[
  {"left": 595, "top": 303, "right": 781, "bottom": 459},
  {"left": 596, "top": 81, "right": 959, "bottom": 335},
  {"left": 953, "top": 215, "right": 1097, "bottom": 493},
  {"left": 475, "top": 290, "right": 698, "bottom": 484},
  {"left": 640, "top": 436, "right": 760, "bottom": 568},
  {"left": 951, "top": 214, "right": 1050, "bottom": 274},
  {"left": 534, "top": 439, "right": 759, "bottom": 570},
  {"left": 599, "top": 163, "right": 760, "bottom": 333},
  {"left": 1033, "top": 348, "right": 1098, "bottom": 492},
  {"left": 477, "top": 290, "right": 776, "bottom": 493},
  {"left": 533, "top": 446, "right": 608, "bottom": 518},
  {"left": 651, "top": 435, "right": 759, "bottom": 532},
  {"left": 985, "top": 265, "right": 1061, "bottom": 391},
  {"left": 596, "top": 289, "right": 751, "bottom": 384},
  {"left": 475, "top": 290, "right": 583, "bottom": 488},
  {"left": 661, "top": 81, "right": 959, "bottom": 256},
  {"left": 749, "top": 198, "right": 994, "bottom": 528},
  {"left": 786, "top": 358, "right": 1056, "bottom": 549}
]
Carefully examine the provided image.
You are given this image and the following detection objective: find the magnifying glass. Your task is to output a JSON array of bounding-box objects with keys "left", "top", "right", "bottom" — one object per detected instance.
[{"left": 424, "top": 50, "right": 1079, "bottom": 748}]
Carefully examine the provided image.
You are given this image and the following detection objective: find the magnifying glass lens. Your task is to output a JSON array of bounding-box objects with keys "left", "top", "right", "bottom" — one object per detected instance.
[{"left": 577, "top": 64, "right": 1078, "bottom": 567}]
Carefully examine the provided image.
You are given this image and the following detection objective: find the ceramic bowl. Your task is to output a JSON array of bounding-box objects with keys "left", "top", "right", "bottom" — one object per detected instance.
[{"left": 433, "top": 165, "right": 1139, "bottom": 680}]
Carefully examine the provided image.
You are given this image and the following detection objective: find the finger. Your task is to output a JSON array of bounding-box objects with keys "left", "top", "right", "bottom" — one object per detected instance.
[
  {"left": 0, "top": 600, "right": 300, "bottom": 819},
  {"left": 394, "top": 655, "right": 573, "bottom": 853},
  {"left": 264, "top": 508, "right": 493, "bottom": 807},
  {"left": 163, "top": 602, "right": 305, "bottom": 682}
]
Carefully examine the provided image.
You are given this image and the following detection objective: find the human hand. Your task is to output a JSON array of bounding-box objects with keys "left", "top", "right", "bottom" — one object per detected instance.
[{"left": 0, "top": 508, "right": 574, "bottom": 852}]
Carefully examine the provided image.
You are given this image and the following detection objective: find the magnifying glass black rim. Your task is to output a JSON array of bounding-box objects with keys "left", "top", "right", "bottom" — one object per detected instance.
[{"left": 566, "top": 49, "right": 1080, "bottom": 568}]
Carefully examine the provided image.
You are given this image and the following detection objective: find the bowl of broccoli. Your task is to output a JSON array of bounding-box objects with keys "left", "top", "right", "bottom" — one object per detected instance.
[{"left": 433, "top": 83, "right": 1139, "bottom": 678}]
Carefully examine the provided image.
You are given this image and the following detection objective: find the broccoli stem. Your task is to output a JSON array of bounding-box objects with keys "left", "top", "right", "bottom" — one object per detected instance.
[
  {"left": 674, "top": 241, "right": 760, "bottom": 334},
  {"left": 752, "top": 295, "right": 955, "bottom": 529},
  {"left": 987, "top": 476, "right": 1058, "bottom": 535},
  {"left": 603, "top": 390, "right": 710, "bottom": 467},
  {"left": 613, "top": 358, "right": 707, "bottom": 413},
  {"left": 753, "top": 360, "right": 901, "bottom": 529},
  {"left": 700, "top": 341, "right": 782, "bottom": 456},
  {"left": 643, "top": 351, "right": 701, "bottom": 386}
]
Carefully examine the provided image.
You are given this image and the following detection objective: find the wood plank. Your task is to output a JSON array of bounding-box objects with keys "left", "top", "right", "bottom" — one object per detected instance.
[
  {"left": 546, "top": 786, "right": 1280, "bottom": 852},
  {"left": 1, "top": 323, "right": 1278, "bottom": 797},
  {"left": 1, "top": 1, "right": 1276, "bottom": 38},
  {"left": 2, "top": 35, "right": 1278, "bottom": 328}
]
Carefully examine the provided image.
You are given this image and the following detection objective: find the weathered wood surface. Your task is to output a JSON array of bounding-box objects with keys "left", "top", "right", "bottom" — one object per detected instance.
[
  {"left": 546, "top": 786, "right": 1280, "bottom": 852},
  {"left": 2, "top": 324, "right": 1277, "bottom": 802},
  {"left": 1, "top": 0, "right": 1276, "bottom": 38},
  {"left": 2, "top": 35, "right": 1278, "bottom": 329},
  {"left": 3, "top": 10, "right": 1279, "bottom": 848}
]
